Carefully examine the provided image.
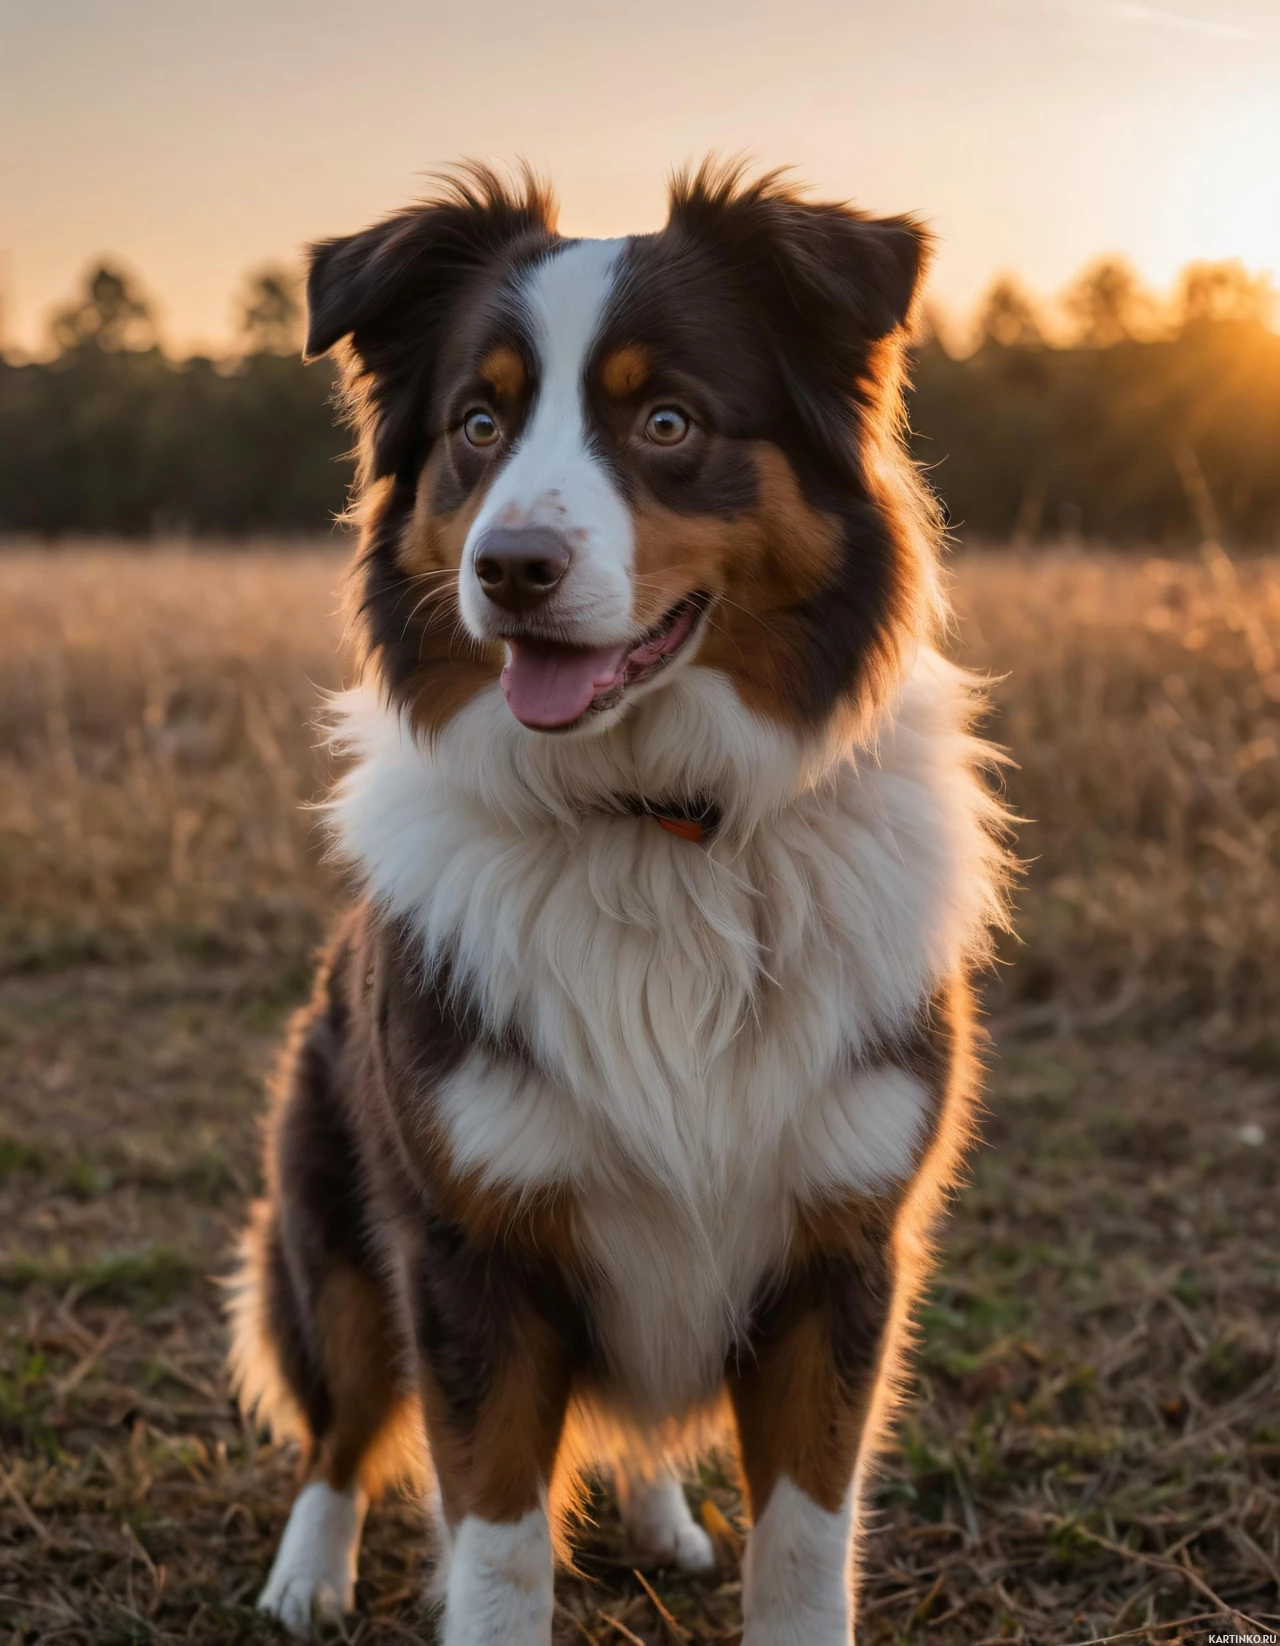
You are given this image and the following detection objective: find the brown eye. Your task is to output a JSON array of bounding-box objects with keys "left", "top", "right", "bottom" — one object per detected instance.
[
  {"left": 644, "top": 407, "right": 689, "bottom": 446},
  {"left": 463, "top": 409, "right": 500, "bottom": 447}
]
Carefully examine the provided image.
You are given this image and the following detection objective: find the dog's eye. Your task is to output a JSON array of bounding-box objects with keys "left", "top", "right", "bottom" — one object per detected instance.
[
  {"left": 463, "top": 409, "right": 500, "bottom": 448},
  {"left": 644, "top": 408, "right": 689, "bottom": 447}
]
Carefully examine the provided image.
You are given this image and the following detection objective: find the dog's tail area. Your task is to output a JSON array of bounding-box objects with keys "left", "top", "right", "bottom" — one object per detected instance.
[
  {"left": 225, "top": 1196, "right": 313, "bottom": 1453},
  {"left": 227, "top": 1190, "right": 429, "bottom": 1498}
]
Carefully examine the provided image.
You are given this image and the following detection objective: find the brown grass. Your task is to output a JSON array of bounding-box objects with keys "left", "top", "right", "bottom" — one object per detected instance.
[
  {"left": 958, "top": 544, "right": 1280, "bottom": 1040},
  {"left": 1, "top": 541, "right": 1276, "bottom": 1644}
]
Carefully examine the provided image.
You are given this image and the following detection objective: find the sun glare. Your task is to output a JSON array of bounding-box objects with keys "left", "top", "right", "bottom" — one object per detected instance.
[{"left": 1149, "top": 92, "right": 1280, "bottom": 285}]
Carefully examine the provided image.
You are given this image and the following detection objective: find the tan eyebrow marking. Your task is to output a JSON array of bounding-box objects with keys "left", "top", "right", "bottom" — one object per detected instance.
[
  {"left": 600, "top": 343, "right": 653, "bottom": 399},
  {"left": 477, "top": 345, "right": 526, "bottom": 402}
]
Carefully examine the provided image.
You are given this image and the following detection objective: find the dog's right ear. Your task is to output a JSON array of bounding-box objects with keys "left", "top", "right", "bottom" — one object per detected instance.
[
  {"left": 304, "top": 163, "right": 557, "bottom": 361},
  {"left": 303, "top": 165, "right": 557, "bottom": 478},
  {"left": 303, "top": 218, "right": 418, "bottom": 362}
]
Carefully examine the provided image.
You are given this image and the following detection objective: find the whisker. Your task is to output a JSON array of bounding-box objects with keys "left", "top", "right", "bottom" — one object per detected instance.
[
  {"left": 708, "top": 593, "right": 786, "bottom": 642},
  {"left": 400, "top": 585, "right": 454, "bottom": 643},
  {"left": 414, "top": 603, "right": 466, "bottom": 651}
]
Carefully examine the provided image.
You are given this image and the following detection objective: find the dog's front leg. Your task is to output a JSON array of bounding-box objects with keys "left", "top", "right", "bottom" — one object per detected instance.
[
  {"left": 729, "top": 1205, "right": 895, "bottom": 1646},
  {"left": 412, "top": 1212, "right": 582, "bottom": 1646}
]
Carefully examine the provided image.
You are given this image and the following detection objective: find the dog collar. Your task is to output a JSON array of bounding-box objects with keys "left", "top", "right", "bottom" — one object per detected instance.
[
  {"left": 653, "top": 811, "right": 710, "bottom": 844},
  {"left": 621, "top": 796, "right": 720, "bottom": 845}
]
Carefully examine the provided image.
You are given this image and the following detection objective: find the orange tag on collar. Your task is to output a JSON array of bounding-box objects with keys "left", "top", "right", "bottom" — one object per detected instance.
[{"left": 655, "top": 814, "right": 705, "bottom": 844}]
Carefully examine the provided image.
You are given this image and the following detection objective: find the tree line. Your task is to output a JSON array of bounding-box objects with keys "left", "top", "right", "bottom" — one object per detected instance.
[{"left": 1, "top": 256, "right": 1277, "bottom": 543}]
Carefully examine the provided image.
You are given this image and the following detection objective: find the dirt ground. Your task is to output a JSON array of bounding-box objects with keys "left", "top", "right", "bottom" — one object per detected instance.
[{"left": 1, "top": 544, "right": 1277, "bottom": 1644}]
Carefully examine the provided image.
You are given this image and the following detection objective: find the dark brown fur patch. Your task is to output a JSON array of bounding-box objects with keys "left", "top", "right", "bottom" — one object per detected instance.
[
  {"left": 628, "top": 441, "right": 845, "bottom": 719},
  {"left": 356, "top": 918, "right": 584, "bottom": 1265},
  {"left": 594, "top": 169, "right": 938, "bottom": 731},
  {"left": 232, "top": 905, "right": 595, "bottom": 1528},
  {"left": 307, "top": 167, "right": 558, "bottom": 736},
  {"left": 414, "top": 1223, "right": 584, "bottom": 1524},
  {"left": 357, "top": 915, "right": 590, "bottom": 1525},
  {"left": 229, "top": 916, "right": 422, "bottom": 1498}
]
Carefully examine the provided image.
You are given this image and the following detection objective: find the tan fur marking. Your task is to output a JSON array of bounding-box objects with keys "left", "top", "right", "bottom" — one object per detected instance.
[
  {"left": 390, "top": 1109, "right": 584, "bottom": 1274},
  {"left": 363, "top": 916, "right": 585, "bottom": 1538},
  {"left": 732, "top": 1310, "right": 875, "bottom": 1515},
  {"left": 630, "top": 445, "right": 839, "bottom": 621},
  {"left": 729, "top": 1202, "right": 892, "bottom": 1518},
  {"left": 452, "top": 1179, "right": 581, "bottom": 1269},
  {"left": 600, "top": 343, "right": 653, "bottom": 400},
  {"left": 750, "top": 443, "right": 847, "bottom": 597},
  {"left": 422, "top": 1299, "right": 573, "bottom": 1527},
  {"left": 629, "top": 442, "right": 842, "bottom": 721},
  {"left": 400, "top": 448, "right": 487, "bottom": 575},
  {"left": 478, "top": 344, "right": 526, "bottom": 404},
  {"left": 383, "top": 449, "right": 502, "bottom": 741},
  {"left": 311, "top": 1264, "right": 420, "bottom": 1498}
]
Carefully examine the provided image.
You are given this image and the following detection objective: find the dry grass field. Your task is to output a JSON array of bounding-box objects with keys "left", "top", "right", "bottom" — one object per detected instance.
[{"left": 1, "top": 542, "right": 1277, "bottom": 1645}]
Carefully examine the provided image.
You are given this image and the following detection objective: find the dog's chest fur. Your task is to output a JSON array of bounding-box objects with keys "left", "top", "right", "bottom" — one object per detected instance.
[{"left": 329, "top": 657, "right": 999, "bottom": 1412}]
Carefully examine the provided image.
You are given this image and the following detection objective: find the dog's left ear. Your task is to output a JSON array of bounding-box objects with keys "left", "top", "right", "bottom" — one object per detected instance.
[
  {"left": 773, "top": 199, "right": 927, "bottom": 343},
  {"left": 669, "top": 160, "right": 930, "bottom": 344},
  {"left": 668, "top": 162, "right": 931, "bottom": 474}
]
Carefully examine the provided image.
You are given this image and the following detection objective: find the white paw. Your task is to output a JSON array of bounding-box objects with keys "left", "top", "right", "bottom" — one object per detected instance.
[
  {"left": 258, "top": 1572, "right": 346, "bottom": 1637},
  {"left": 668, "top": 1518, "right": 717, "bottom": 1573},
  {"left": 621, "top": 1474, "right": 717, "bottom": 1574},
  {"left": 442, "top": 1508, "right": 554, "bottom": 1646},
  {"left": 742, "top": 1477, "right": 853, "bottom": 1645},
  {"left": 258, "top": 1481, "right": 367, "bottom": 1638}
]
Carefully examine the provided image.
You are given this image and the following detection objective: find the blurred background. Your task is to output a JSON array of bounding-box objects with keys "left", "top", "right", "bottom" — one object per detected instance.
[
  {"left": 1, "top": 2, "right": 1277, "bottom": 1643},
  {"left": 4, "top": 0, "right": 1280, "bottom": 541}
]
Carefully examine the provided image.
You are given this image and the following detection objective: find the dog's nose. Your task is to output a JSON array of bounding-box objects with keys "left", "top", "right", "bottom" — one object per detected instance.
[{"left": 473, "top": 527, "right": 572, "bottom": 613}]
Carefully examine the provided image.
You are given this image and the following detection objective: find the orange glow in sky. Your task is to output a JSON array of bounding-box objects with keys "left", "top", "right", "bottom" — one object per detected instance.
[{"left": 3, "top": 0, "right": 1277, "bottom": 353}]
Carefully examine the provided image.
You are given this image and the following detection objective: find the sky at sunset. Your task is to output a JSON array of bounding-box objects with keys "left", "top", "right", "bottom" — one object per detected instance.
[{"left": 3, "top": 0, "right": 1278, "bottom": 355}]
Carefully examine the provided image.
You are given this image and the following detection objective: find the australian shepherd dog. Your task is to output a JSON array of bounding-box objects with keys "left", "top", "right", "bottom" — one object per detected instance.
[{"left": 229, "top": 160, "right": 1008, "bottom": 1643}]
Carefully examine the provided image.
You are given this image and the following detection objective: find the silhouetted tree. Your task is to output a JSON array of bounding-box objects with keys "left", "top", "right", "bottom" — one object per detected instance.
[
  {"left": 1177, "top": 260, "right": 1275, "bottom": 327},
  {"left": 1063, "top": 257, "right": 1155, "bottom": 346},
  {"left": 50, "top": 264, "right": 157, "bottom": 353},
  {"left": 238, "top": 266, "right": 304, "bottom": 356},
  {"left": 977, "top": 276, "right": 1045, "bottom": 349},
  {"left": 4, "top": 253, "right": 1280, "bottom": 544}
]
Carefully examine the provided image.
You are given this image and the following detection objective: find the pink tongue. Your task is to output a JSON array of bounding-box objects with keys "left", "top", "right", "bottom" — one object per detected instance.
[{"left": 501, "top": 638, "right": 629, "bottom": 730}]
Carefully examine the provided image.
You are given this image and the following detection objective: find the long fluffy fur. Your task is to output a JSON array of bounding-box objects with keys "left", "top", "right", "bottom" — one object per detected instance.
[
  {"left": 230, "top": 160, "right": 1012, "bottom": 1643},
  {"left": 322, "top": 652, "right": 1006, "bottom": 1415}
]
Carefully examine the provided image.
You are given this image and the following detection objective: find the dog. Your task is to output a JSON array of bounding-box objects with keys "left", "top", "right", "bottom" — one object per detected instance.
[{"left": 228, "top": 159, "right": 1007, "bottom": 1643}]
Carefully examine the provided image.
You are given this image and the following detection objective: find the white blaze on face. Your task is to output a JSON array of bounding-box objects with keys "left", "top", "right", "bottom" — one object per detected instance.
[{"left": 457, "top": 239, "right": 636, "bottom": 646}]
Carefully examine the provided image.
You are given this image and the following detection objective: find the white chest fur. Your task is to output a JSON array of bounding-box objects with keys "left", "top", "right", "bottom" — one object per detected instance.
[{"left": 327, "top": 658, "right": 1003, "bottom": 1412}]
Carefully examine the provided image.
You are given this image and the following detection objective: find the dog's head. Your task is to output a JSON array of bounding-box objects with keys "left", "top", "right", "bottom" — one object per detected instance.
[{"left": 310, "top": 162, "right": 940, "bottom": 743}]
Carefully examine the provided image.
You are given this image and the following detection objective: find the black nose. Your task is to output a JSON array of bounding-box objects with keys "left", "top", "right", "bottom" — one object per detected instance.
[{"left": 473, "top": 527, "right": 572, "bottom": 614}]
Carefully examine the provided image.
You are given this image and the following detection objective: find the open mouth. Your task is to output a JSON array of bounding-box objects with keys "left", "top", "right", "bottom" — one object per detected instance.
[{"left": 500, "top": 594, "right": 708, "bottom": 731}]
